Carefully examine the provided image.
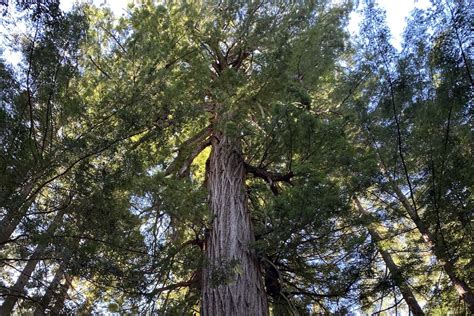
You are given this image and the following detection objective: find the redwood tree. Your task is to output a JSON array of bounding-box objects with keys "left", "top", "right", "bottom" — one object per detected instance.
[{"left": 120, "top": 2, "right": 353, "bottom": 314}]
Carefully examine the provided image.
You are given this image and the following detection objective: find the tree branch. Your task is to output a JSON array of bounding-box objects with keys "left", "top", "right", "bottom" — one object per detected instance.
[
  {"left": 245, "top": 163, "right": 294, "bottom": 195},
  {"left": 164, "top": 125, "right": 212, "bottom": 177}
]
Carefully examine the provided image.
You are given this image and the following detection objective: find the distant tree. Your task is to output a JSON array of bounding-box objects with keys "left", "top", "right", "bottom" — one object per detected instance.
[{"left": 346, "top": 1, "right": 473, "bottom": 312}]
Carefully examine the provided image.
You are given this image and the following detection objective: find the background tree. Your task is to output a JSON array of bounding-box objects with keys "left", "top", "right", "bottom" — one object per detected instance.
[{"left": 343, "top": 1, "right": 473, "bottom": 313}]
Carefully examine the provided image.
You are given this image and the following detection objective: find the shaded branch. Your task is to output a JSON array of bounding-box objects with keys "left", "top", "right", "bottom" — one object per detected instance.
[
  {"left": 88, "top": 56, "right": 111, "bottom": 79},
  {"left": 245, "top": 163, "right": 294, "bottom": 195},
  {"left": 164, "top": 125, "right": 212, "bottom": 177},
  {"left": 149, "top": 279, "right": 194, "bottom": 297}
]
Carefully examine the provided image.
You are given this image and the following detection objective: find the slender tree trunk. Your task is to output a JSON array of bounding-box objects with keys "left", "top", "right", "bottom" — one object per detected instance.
[
  {"left": 202, "top": 133, "right": 269, "bottom": 315},
  {"left": 33, "top": 240, "right": 77, "bottom": 316},
  {"left": 33, "top": 264, "right": 65, "bottom": 316},
  {"left": 390, "top": 183, "right": 474, "bottom": 311},
  {"left": 0, "top": 203, "right": 31, "bottom": 247},
  {"left": 50, "top": 274, "right": 72, "bottom": 315},
  {"left": 373, "top": 231, "right": 424, "bottom": 316},
  {"left": 0, "top": 210, "right": 64, "bottom": 315},
  {"left": 0, "top": 183, "right": 34, "bottom": 248},
  {"left": 0, "top": 244, "right": 46, "bottom": 314},
  {"left": 354, "top": 198, "right": 424, "bottom": 315},
  {"left": 0, "top": 214, "right": 22, "bottom": 247}
]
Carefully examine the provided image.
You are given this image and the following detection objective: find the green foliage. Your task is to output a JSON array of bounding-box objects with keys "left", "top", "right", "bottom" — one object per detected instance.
[{"left": 0, "top": 0, "right": 472, "bottom": 314}]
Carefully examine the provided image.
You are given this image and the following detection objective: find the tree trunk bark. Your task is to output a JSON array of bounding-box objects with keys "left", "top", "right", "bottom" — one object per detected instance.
[
  {"left": 0, "top": 210, "right": 64, "bottom": 315},
  {"left": 202, "top": 133, "right": 269, "bottom": 315},
  {"left": 354, "top": 198, "right": 424, "bottom": 315}
]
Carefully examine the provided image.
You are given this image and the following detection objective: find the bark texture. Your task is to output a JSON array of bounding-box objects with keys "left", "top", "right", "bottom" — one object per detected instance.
[{"left": 202, "top": 134, "right": 269, "bottom": 316}]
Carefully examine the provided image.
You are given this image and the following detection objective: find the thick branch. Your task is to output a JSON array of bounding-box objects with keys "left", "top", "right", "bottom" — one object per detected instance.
[
  {"left": 178, "top": 138, "right": 211, "bottom": 178},
  {"left": 164, "top": 125, "right": 212, "bottom": 177},
  {"left": 149, "top": 280, "right": 194, "bottom": 297},
  {"left": 245, "top": 164, "right": 294, "bottom": 194}
]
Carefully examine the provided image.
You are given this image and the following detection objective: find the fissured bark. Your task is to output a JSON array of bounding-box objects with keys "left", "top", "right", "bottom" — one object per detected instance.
[{"left": 202, "top": 133, "right": 268, "bottom": 315}]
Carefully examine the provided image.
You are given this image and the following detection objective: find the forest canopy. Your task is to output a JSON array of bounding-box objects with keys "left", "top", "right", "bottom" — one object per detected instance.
[{"left": 0, "top": 0, "right": 472, "bottom": 315}]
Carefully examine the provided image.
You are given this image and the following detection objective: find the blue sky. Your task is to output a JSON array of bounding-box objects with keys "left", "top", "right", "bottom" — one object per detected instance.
[{"left": 348, "top": 0, "right": 432, "bottom": 49}]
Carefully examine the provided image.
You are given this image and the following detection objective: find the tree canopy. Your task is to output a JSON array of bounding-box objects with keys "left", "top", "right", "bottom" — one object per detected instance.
[{"left": 0, "top": 0, "right": 472, "bottom": 315}]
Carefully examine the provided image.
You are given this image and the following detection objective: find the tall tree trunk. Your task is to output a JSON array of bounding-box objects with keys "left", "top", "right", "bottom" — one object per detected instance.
[
  {"left": 0, "top": 183, "right": 34, "bottom": 248},
  {"left": 0, "top": 244, "right": 46, "bottom": 314},
  {"left": 0, "top": 210, "right": 64, "bottom": 315},
  {"left": 33, "top": 264, "right": 65, "bottom": 316},
  {"left": 33, "top": 240, "right": 77, "bottom": 316},
  {"left": 372, "top": 231, "right": 424, "bottom": 316},
  {"left": 390, "top": 183, "right": 474, "bottom": 311},
  {"left": 50, "top": 274, "right": 72, "bottom": 315},
  {"left": 354, "top": 198, "right": 424, "bottom": 315},
  {"left": 202, "top": 133, "right": 269, "bottom": 315}
]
